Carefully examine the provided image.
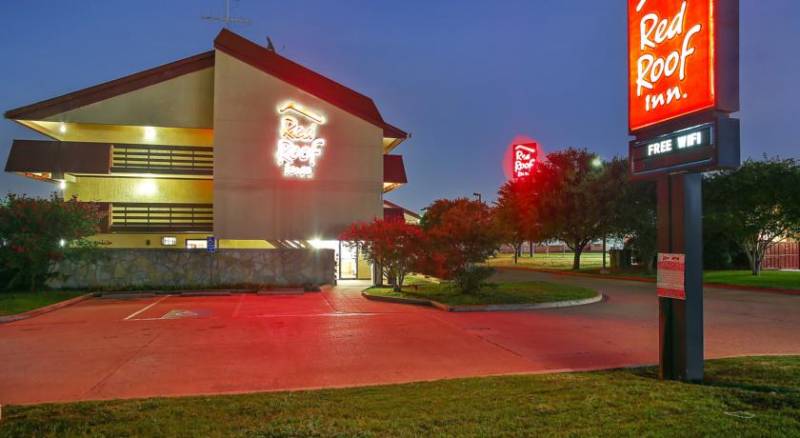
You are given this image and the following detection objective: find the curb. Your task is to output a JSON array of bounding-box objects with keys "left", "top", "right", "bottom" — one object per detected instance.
[
  {"left": 361, "top": 291, "right": 433, "bottom": 307},
  {"left": 436, "top": 293, "right": 605, "bottom": 312},
  {"left": 496, "top": 266, "right": 800, "bottom": 296},
  {"left": 362, "top": 290, "right": 604, "bottom": 312},
  {"left": 0, "top": 293, "right": 94, "bottom": 324}
]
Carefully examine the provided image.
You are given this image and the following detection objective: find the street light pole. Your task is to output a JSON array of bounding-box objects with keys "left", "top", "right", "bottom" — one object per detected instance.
[{"left": 473, "top": 192, "right": 482, "bottom": 203}]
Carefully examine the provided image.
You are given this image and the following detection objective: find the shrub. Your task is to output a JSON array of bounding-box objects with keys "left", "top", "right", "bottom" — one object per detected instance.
[
  {"left": 0, "top": 193, "right": 105, "bottom": 291},
  {"left": 452, "top": 266, "right": 495, "bottom": 295}
]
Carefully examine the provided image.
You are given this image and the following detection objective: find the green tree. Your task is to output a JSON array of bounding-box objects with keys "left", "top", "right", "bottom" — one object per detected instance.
[
  {"left": 0, "top": 194, "right": 105, "bottom": 291},
  {"left": 537, "top": 149, "right": 627, "bottom": 270},
  {"left": 704, "top": 158, "right": 800, "bottom": 275},
  {"left": 611, "top": 180, "right": 657, "bottom": 273}
]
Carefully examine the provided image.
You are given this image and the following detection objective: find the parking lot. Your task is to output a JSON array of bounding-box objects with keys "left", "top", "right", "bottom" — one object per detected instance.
[{"left": 1, "top": 269, "right": 799, "bottom": 405}]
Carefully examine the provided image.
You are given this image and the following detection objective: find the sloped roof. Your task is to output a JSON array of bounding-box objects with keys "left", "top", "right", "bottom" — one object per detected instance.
[
  {"left": 383, "top": 199, "right": 420, "bottom": 220},
  {"left": 4, "top": 52, "right": 215, "bottom": 120},
  {"left": 214, "top": 29, "right": 407, "bottom": 140},
  {"left": 5, "top": 29, "right": 409, "bottom": 142}
]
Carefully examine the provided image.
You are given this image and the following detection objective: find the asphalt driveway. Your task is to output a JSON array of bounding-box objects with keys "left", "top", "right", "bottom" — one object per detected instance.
[{"left": 1, "top": 269, "right": 798, "bottom": 405}]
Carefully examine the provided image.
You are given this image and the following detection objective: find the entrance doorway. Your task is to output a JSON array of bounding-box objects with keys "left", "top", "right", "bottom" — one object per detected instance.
[
  {"left": 309, "top": 240, "right": 366, "bottom": 280},
  {"left": 338, "top": 241, "right": 359, "bottom": 279}
]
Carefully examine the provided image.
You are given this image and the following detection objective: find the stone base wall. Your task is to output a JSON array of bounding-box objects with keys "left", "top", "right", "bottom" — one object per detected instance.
[{"left": 48, "top": 249, "right": 336, "bottom": 290}]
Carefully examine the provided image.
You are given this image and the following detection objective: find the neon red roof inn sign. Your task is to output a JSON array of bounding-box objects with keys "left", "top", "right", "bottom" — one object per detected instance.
[{"left": 512, "top": 143, "right": 538, "bottom": 179}]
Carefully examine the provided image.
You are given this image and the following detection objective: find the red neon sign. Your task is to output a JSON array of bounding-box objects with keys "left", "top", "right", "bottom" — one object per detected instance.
[
  {"left": 628, "top": 0, "right": 716, "bottom": 132},
  {"left": 512, "top": 143, "right": 538, "bottom": 179},
  {"left": 503, "top": 138, "right": 539, "bottom": 181}
]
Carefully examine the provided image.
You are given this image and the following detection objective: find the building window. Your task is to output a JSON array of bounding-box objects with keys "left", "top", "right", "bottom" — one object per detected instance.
[
  {"left": 161, "top": 236, "right": 177, "bottom": 246},
  {"left": 186, "top": 239, "right": 207, "bottom": 249}
]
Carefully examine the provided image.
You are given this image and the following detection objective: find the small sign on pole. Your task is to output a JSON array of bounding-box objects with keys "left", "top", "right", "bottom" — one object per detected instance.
[
  {"left": 657, "top": 253, "right": 686, "bottom": 300},
  {"left": 206, "top": 236, "right": 216, "bottom": 253}
]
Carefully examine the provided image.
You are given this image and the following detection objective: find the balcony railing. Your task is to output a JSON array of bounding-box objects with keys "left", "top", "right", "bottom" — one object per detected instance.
[
  {"left": 111, "top": 145, "right": 213, "bottom": 176},
  {"left": 109, "top": 203, "right": 213, "bottom": 232}
]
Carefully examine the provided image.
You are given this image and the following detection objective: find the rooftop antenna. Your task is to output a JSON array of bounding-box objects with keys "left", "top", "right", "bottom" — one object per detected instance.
[{"left": 202, "top": 0, "right": 250, "bottom": 28}]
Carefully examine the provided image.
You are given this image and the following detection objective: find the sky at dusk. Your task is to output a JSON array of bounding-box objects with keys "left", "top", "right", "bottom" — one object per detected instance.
[{"left": 1, "top": 0, "right": 798, "bottom": 212}]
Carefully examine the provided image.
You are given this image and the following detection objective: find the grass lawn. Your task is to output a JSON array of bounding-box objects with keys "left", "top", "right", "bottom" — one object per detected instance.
[
  {"left": 1, "top": 356, "right": 798, "bottom": 437},
  {"left": 368, "top": 277, "right": 597, "bottom": 306},
  {"left": 488, "top": 252, "right": 606, "bottom": 270},
  {"left": 489, "top": 253, "right": 800, "bottom": 290},
  {"left": 705, "top": 270, "right": 800, "bottom": 290},
  {"left": 0, "top": 291, "right": 85, "bottom": 316}
]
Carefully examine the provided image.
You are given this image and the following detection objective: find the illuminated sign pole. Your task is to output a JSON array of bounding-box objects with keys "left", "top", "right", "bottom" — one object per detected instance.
[{"left": 628, "top": 0, "right": 740, "bottom": 381}]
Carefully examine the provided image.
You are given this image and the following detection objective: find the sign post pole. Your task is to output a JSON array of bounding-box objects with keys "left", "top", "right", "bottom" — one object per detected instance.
[
  {"left": 627, "top": 0, "right": 739, "bottom": 381},
  {"left": 657, "top": 173, "right": 703, "bottom": 381}
]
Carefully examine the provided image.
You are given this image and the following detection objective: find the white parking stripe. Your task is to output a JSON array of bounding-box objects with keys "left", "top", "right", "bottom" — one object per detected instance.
[{"left": 123, "top": 295, "right": 170, "bottom": 320}]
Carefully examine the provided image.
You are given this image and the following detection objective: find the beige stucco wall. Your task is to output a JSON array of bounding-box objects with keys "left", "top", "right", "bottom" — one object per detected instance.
[
  {"left": 212, "top": 51, "right": 384, "bottom": 240},
  {"left": 44, "top": 68, "right": 215, "bottom": 129},
  {"left": 65, "top": 176, "right": 213, "bottom": 204}
]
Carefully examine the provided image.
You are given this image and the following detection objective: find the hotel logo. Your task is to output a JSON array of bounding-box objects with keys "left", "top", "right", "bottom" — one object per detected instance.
[
  {"left": 276, "top": 101, "right": 327, "bottom": 178},
  {"left": 628, "top": 0, "right": 716, "bottom": 132}
]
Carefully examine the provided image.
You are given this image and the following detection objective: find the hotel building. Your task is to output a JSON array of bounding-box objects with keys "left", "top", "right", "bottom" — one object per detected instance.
[{"left": 4, "top": 29, "right": 413, "bottom": 280}]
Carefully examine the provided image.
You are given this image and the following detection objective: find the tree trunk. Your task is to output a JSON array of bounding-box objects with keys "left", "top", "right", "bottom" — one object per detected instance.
[
  {"left": 644, "top": 251, "right": 656, "bottom": 274},
  {"left": 751, "top": 250, "right": 762, "bottom": 276},
  {"left": 394, "top": 271, "right": 404, "bottom": 292},
  {"left": 572, "top": 243, "right": 583, "bottom": 270},
  {"left": 529, "top": 241, "right": 534, "bottom": 257},
  {"left": 513, "top": 242, "right": 522, "bottom": 264}
]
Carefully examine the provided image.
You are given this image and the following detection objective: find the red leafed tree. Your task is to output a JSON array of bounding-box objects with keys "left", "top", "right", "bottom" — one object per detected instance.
[
  {"left": 339, "top": 218, "right": 423, "bottom": 291},
  {"left": 495, "top": 178, "right": 542, "bottom": 264},
  {"left": 418, "top": 198, "right": 502, "bottom": 293}
]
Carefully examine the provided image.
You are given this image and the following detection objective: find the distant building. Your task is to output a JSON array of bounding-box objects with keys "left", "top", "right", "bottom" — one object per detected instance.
[
  {"left": 3, "top": 29, "right": 416, "bottom": 280},
  {"left": 763, "top": 240, "right": 800, "bottom": 270}
]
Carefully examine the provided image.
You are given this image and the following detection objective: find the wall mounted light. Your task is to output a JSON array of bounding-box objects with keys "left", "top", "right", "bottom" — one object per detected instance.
[
  {"left": 143, "top": 126, "right": 157, "bottom": 142},
  {"left": 135, "top": 180, "right": 157, "bottom": 196}
]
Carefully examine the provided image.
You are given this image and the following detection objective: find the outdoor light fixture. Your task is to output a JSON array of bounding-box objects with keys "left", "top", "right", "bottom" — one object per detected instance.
[
  {"left": 143, "top": 126, "right": 157, "bottom": 142},
  {"left": 58, "top": 123, "right": 67, "bottom": 134},
  {"left": 135, "top": 180, "right": 157, "bottom": 196},
  {"left": 58, "top": 180, "right": 66, "bottom": 190},
  {"left": 275, "top": 100, "right": 327, "bottom": 179},
  {"left": 592, "top": 157, "right": 603, "bottom": 168},
  {"left": 59, "top": 239, "right": 66, "bottom": 247}
]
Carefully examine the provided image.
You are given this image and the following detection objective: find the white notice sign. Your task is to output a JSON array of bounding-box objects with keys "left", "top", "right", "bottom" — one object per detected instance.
[{"left": 657, "top": 253, "right": 686, "bottom": 300}]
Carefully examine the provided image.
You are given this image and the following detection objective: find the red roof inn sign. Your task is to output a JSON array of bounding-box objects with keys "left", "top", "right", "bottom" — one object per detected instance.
[
  {"left": 512, "top": 143, "right": 538, "bottom": 180},
  {"left": 628, "top": 0, "right": 739, "bottom": 178}
]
